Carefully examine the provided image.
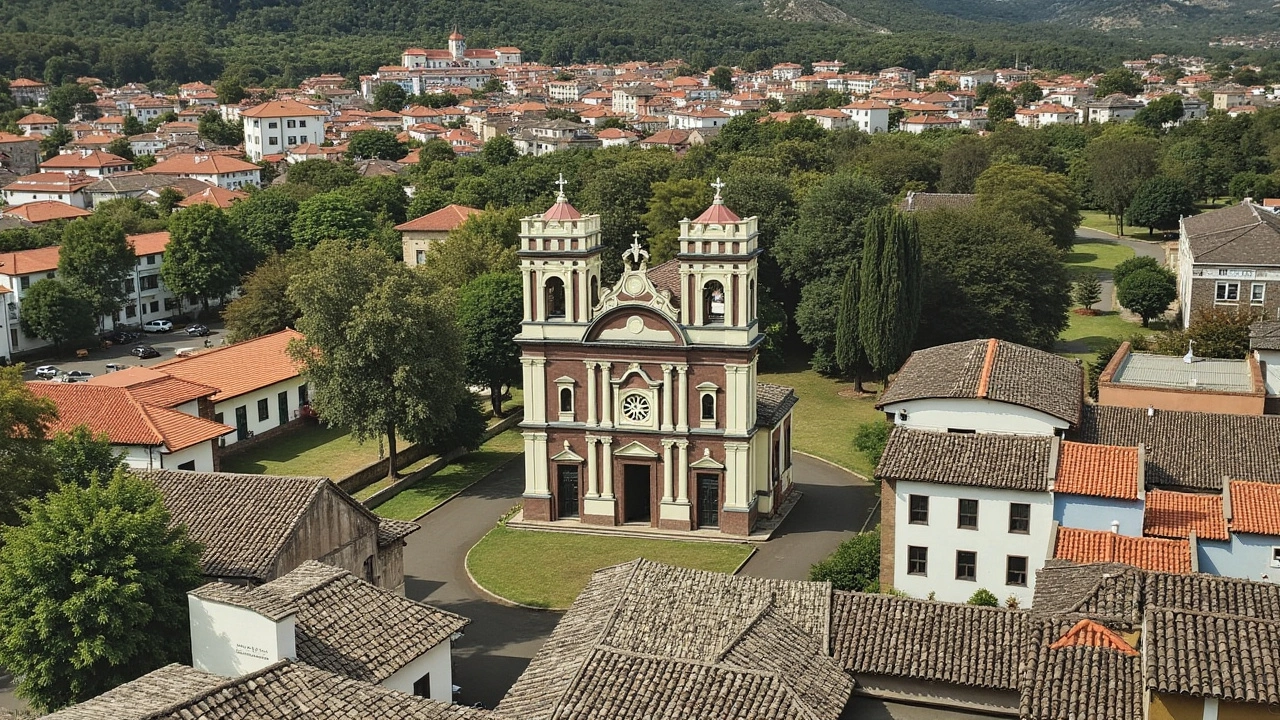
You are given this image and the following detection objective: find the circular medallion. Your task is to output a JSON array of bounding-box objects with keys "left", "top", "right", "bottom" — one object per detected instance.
[
  {"left": 624, "top": 274, "right": 645, "bottom": 296},
  {"left": 621, "top": 394, "right": 651, "bottom": 423},
  {"left": 627, "top": 316, "right": 645, "bottom": 334}
]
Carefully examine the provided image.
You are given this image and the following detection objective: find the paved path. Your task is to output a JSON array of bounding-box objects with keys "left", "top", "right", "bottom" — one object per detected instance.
[{"left": 1076, "top": 227, "right": 1168, "bottom": 313}]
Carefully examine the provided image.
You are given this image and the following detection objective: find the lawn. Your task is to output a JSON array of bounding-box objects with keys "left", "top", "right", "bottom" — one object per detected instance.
[
  {"left": 467, "top": 524, "right": 753, "bottom": 609},
  {"left": 759, "top": 356, "right": 884, "bottom": 478},
  {"left": 220, "top": 424, "right": 399, "bottom": 478},
  {"left": 372, "top": 429, "right": 525, "bottom": 520},
  {"left": 1055, "top": 310, "right": 1159, "bottom": 365},
  {"left": 1078, "top": 211, "right": 1165, "bottom": 242},
  {"left": 1063, "top": 239, "right": 1134, "bottom": 278}
]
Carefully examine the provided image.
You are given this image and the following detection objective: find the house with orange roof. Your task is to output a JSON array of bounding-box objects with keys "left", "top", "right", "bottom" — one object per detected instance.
[
  {"left": 1014, "top": 103, "right": 1079, "bottom": 129},
  {"left": 144, "top": 153, "right": 261, "bottom": 190},
  {"left": 241, "top": 100, "right": 329, "bottom": 161},
  {"left": 801, "top": 108, "right": 852, "bottom": 131},
  {"left": 1, "top": 200, "right": 92, "bottom": 224},
  {"left": 395, "top": 204, "right": 482, "bottom": 266},
  {"left": 1052, "top": 526, "right": 1193, "bottom": 573},
  {"left": 669, "top": 106, "right": 729, "bottom": 131},
  {"left": 1, "top": 172, "right": 96, "bottom": 208},
  {"left": 596, "top": 127, "right": 638, "bottom": 148},
  {"left": 900, "top": 114, "right": 961, "bottom": 133},
  {"left": 8, "top": 78, "right": 49, "bottom": 106},
  {"left": 28, "top": 381, "right": 231, "bottom": 471},
  {"left": 16, "top": 113, "right": 58, "bottom": 137},
  {"left": 39, "top": 148, "right": 134, "bottom": 178},
  {"left": 840, "top": 100, "right": 892, "bottom": 134},
  {"left": 1052, "top": 440, "right": 1146, "bottom": 535},
  {"left": 176, "top": 184, "right": 249, "bottom": 209},
  {"left": 0, "top": 131, "right": 40, "bottom": 175}
]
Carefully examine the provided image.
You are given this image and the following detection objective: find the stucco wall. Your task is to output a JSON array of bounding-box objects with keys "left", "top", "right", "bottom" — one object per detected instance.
[
  {"left": 188, "top": 595, "right": 295, "bottom": 677},
  {"left": 382, "top": 640, "right": 453, "bottom": 700},
  {"left": 882, "top": 397, "right": 1068, "bottom": 436},
  {"left": 1053, "top": 494, "right": 1145, "bottom": 536},
  {"left": 1098, "top": 383, "right": 1264, "bottom": 415},
  {"left": 215, "top": 380, "right": 307, "bottom": 447},
  {"left": 1199, "top": 533, "right": 1280, "bottom": 584}
]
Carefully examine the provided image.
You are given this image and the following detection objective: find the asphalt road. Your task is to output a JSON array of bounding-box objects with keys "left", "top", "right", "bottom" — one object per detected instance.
[
  {"left": 1076, "top": 227, "right": 1168, "bottom": 313},
  {"left": 16, "top": 322, "right": 228, "bottom": 382}
]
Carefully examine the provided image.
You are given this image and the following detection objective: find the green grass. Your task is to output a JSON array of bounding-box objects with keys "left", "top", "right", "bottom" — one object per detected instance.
[
  {"left": 372, "top": 429, "right": 525, "bottom": 521},
  {"left": 1063, "top": 239, "right": 1134, "bottom": 278},
  {"left": 759, "top": 356, "right": 884, "bottom": 478},
  {"left": 467, "top": 524, "right": 753, "bottom": 608},
  {"left": 1078, "top": 211, "right": 1165, "bottom": 242},
  {"left": 220, "top": 424, "right": 403, "bottom": 478},
  {"left": 1056, "top": 310, "right": 1162, "bottom": 365}
]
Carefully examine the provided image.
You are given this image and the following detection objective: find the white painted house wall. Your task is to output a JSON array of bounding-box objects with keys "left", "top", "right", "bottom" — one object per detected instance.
[
  {"left": 881, "top": 397, "right": 1068, "bottom": 436},
  {"left": 382, "top": 640, "right": 454, "bottom": 700},
  {"left": 893, "top": 479, "right": 1053, "bottom": 606},
  {"left": 188, "top": 595, "right": 297, "bottom": 677},
  {"left": 119, "top": 441, "right": 217, "bottom": 472},
  {"left": 214, "top": 381, "right": 308, "bottom": 447}
]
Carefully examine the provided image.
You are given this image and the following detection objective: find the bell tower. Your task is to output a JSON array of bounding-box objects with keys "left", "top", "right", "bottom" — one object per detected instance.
[
  {"left": 517, "top": 175, "right": 604, "bottom": 341},
  {"left": 448, "top": 27, "right": 466, "bottom": 61},
  {"left": 677, "top": 178, "right": 760, "bottom": 344}
]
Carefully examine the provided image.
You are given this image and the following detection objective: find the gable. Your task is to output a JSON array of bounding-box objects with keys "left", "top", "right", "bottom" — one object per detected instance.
[{"left": 585, "top": 306, "right": 684, "bottom": 345}]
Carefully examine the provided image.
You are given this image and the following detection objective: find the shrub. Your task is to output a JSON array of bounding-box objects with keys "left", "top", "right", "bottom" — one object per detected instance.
[
  {"left": 968, "top": 588, "right": 999, "bottom": 607},
  {"left": 809, "top": 530, "right": 880, "bottom": 592},
  {"left": 853, "top": 421, "right": 891, "bottom": 468}
]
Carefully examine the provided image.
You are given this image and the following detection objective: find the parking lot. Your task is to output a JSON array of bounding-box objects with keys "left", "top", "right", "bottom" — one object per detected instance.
[{"left": 21, "top": 322, "right": 228, "bottom": 382}]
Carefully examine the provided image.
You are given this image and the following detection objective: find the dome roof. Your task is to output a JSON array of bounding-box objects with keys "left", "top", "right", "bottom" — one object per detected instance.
[{"left": 692, "top": 177, "right": 740, "bottom": 224}]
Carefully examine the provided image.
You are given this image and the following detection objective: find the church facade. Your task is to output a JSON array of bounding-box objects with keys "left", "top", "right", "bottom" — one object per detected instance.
[{"left": 517, "top": 181, "right": 797, "bottom": 537}]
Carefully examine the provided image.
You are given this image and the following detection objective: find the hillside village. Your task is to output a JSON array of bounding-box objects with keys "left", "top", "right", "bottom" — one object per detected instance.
[{"left": 1, "top": 26, "right": 1280, "bottom": 720}]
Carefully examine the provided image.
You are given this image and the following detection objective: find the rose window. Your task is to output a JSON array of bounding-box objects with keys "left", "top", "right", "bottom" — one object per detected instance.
[{"left": 621, "top": 394, "right": 651, "bottom": 423}]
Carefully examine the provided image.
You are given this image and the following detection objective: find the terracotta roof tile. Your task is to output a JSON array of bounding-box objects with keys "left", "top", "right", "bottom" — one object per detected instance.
[
  {"left": 1054, "top": 441, "right": 1140, "bottom": 500},
  {"left": 0, "top": 244, "right": 61, "bottom": 274},
  {"left": 693, "top": 198, "right": 741, "bottom": 224},
  {"left": 88, "top": 366, "right": 217, "bottom": 407},
  {"left": 40, "top": 150, "right": 131, "bottom": 170},
  {"left": 27, "top": 382, "right": 231, "bottom": 451},
  {"left": 1228, "top": 480, "right": 1280, "bottom": 536},
  {"left": 175, "top": 184, "right": 248, "bottom": 208},
  {"left": 151, "top": 328, "right": 304, "bottom": 401},
  {"left": 1048, "top": 618, "right": 1139, "bottom": 655},
  {"left": 394, "top": 203, "right": 482, "bottom": 232},
  {"left": 1054, "top": 527, "right": 1192, "bottom": 574},
  {"left": 145, "top": 153, "right": 260, "bottom": 176},
  {"left": 128, "top": 231, "right": 170, "bottom": 256},
  {"left": 1144, "top": 489, "right": 1228, "bottom": 541},
  {"left": 241, "top": 100, "right": 329, "bottom": 118},
  {"left": 1020, "top": 617, "right": 1144, "bottom": 719}
]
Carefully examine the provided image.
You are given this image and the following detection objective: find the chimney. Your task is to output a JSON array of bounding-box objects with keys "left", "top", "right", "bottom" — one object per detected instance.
[
  {"left": 187, "top": 587, "right": 297, "bottom": 678},
  {"left": 1111, "top": 520, "right": 1120, "bottom": 534}
]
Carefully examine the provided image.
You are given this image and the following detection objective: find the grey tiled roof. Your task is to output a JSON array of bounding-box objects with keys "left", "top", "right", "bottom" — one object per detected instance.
[
  {"left": 0, "top": 216, "right": 35, "bottom": 231},
  {"left": 497, "top": 559, "right": 847, "bottom": 720},
  {"left": 1251, "top": 320, "right": 1280, "bottom": 350},
  {"left": 878, "top": 339, "right": 1083, "bottom": 426},
  {"left": 1144, "top": 608, "right": 1280, "bottom": 705},
  {"left": 44, "top": 661, "right": 498, "bottom": 720},
  {"left": 756, "top": 383, "right": 797, "bottom": 428},
  {"left": 899, "top": 192, "right": 976, "bottom": 213},
  {"left": 1073, "top": 405, "right": 1280, "bottom": 491},
  {"left": 1020, "top": 617, "right": 1143, "bottom": 720},
  {"left": 1143, "top": 570, "right": 1280, "bottom": 620},
  {"left": 876, "top": 426, "right": 1054, "bottom": 492},
  {"left": 1032, "top": 561, "right": 1144, "bottom": 622},
  {"left": 377, "top": 518, "right": 421, "bottom": 547},
  {"left": 830, "top": 591, "right": 1029, "bottom": 691},
  {"left": 1182, "top": 201, "right": 1280, "bottom": 266}
]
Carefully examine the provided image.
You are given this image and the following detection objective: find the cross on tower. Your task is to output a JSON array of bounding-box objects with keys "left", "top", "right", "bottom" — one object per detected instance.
[
  {"left": 624, "top": 231, "right": 650, "bottom": 268},
  {"left": 554, "top": 173, "right": 569, "bottom": 202},
  {"left": 711, "top": 176, "right": 725, "bottom": 202}
]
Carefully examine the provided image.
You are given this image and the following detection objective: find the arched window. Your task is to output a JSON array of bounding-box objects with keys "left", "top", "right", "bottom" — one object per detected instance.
[
  {"left": 590, "top": 275, "right": 599, "bottom": 308},
  {"left": 560, "top": 387, "right": 573, "bottom": 413},
  {"left": 545, "top": 277, "right": 566, "bottom": 319},
  {"left": 701, "top": 394, "right": 715, "bottom": 420},
  {"left": 703, "top": 280, "right": 725, "bottom": 325}
]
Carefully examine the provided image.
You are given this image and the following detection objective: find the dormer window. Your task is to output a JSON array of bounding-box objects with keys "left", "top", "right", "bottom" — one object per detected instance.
[{"left": 545, "top": 277, "right": 566, "bottom": 319}]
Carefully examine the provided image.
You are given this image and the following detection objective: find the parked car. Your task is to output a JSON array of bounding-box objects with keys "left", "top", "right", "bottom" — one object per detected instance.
[
  {"left": 131, "top": 345, "right": 161, "bottom": 359},
  {"left": 34, "top": 365, "right": 58, "bottom": 379},
  {"left": 62, "top": 370, "right": 94, "bottom": 382},
  {"left": 101, "top": 329, "right": 140, "bottom": 344},
  {"left": 185, "top": 323, "right": 210, "bottom": 337},
  {"left": 174, "top": 347, "right": 199, "bottom": 357},
  {"left": 142, "top": 320, "right": 173, "bottom": 333},
  {"left": 104, "top": 363, "right": 129, "bottom": 372}
]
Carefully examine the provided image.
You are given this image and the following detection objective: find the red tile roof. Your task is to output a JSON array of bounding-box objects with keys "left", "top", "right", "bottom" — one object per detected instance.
[
  {"left": 28, "top": 382, "right": 231, "bottom": 451},
  {"left": 145, "top": 154, "right": 260, "bottom": 176},
  {"left": 0, "top": 245, "right": 61, "bottom": 274},
  {"left": 1054, "top": 526, "right": 1192, "bottom": 574},
  {"left": 4, "top": 172, "right": 96, "bottom": 193},
  {"left": 542, "top": 197, "right": 582, "bottom": 222},
  {"left": 176, "top": 184, "right": 249, "bottom": 209},
  {"left": 1144, "top": 489, "right": 1228, "bottom": 541},
  {"left": 1228, "top": 480, "right": 1280, "bottom": 536},
  {"left": 2, "top": 201, "right": 92, "bottom": 224},
  {"left": 1054, "top": 441, "right": 1140, "bottom": 500},
  {"left": 240, "top": 100, "right": 329, "bottom": 119},
  {"left": 128, "top": 232, "right": 170, "bottom": 256},
  {"left": 16, "top": 113, "right": 57, "bottom": 125},
  {"left": 88, "top": 366, "right": 218, "bottom": 408},
  {"left": 1048, "top": 619, "right": 1139, "bottom": 656},
  {"left": 693, "top": 198, "right": 741, "bottom": 224},
  {"left": 40, "top": 150, "right": 131, "bottom": 170},
  {"left": 394, "top": 204, "right": 482, "bottom": 232},
  {"left": 152, "top": 328, "right": 304, "bottom": 402}
]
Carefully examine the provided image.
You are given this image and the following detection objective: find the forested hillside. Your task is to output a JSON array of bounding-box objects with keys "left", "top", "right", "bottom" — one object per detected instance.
[{"left": 915, "top": 0, "right": 1280, "bottom": 39}]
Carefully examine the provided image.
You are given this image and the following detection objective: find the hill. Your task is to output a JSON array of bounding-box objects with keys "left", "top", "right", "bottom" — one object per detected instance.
[{"left": 915, "top": 0, "right": 1280, "bottom": 40}]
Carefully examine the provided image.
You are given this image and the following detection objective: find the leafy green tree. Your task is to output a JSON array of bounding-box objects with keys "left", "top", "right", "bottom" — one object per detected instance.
[
  {"left": 286, "top": 159, "right": 359, "bottom": 191},
  {"left": 1095, "top": 68, "right": 1143, "bottom": 97},
  {"left": 1227, "top": 171, "right": 1280, "bottom": 202},
  {"left": 986, "top": 95, "right": 1016, "bottom": 123},
  {"left": 835, "top": 260, "right": 869, "bottom": 391},
  {"left": 288, "top": 241, "right": 471, "bottom": 477},
  {"left": 1113, "top": 255, "right": 1161, "bottom": 287},
  {"left": 1126, "top": 176, "right": 1196, "bottom": 234},
  {"left": 710, "top": 67, "right": 734, "bottom": 92},
  {"left": 346, "top": 129, "right": 407, "bottom": 161},
  {"left": 1086, "top": 132, "right": 1160, "bottom": 235},
  {"left": 105, "top": 137, "right": 135, "bottom": 161},
  {"left": 0, "top": 470, "right": 204, "bottom": 711},
  {"left": 291, "top": 191, "right": 375, "bottom": 248},
  {"left": 222, "top": 252, "right": 305, "bottom": 342},
  {"left": 975, "top": 163, "right": 1082, "bottom": 250},
  {"left": 48, "top": 426, "right": 124, "bottom": 488},
  {"left": 795, "top": 275, "right": 842, "bottom": 375},
  {"left": 58, "top": 216, "right": 136, "bottom": 323},
  {"left": 39, "top": 125, "right": 72, "bottom": 160},
  {"left": 858, "top": 208, "right": 922, "bottom": 378},
  {"left": 1182, "top": 306, "right": 1258, "bottom": 359},
  {"left": 91, "top": 198, "right": 164, "bottom": 235},
  {"left": 968, "top": 588, "right": 1000, "bottom": 607},
  {"left": 808, "top": 530, "right": 879, "bottom": 592},
  {"left": 423, "top": 209, "right": 519, "bottom": 289},
  {"left": 1134, "top": 94, "right": 1183, "bottom": 131},
  {"left": 215, "top": 77, "right": 247, "bottom": 104},
  {"left": 197, "top": 111, "right": 244, "bottom": 146},
  {"left": 227, "top": 187, "right": 300, "bottom": 255},
  {"left": 121, "top": 114, "right": 144, "bottom": 137},
  {"left": 161, "top": 204, "right": 252, "bottom": 310},
  {"left": 373, "top": 83, "right": 408, "bottom": 111},
  {"left": 1073, "top": 272, "right": 1103, "bottom": 311},
  {"left": 19, "top": 279, "right": 95, "bottom": 351},
  {"left": 974, "top": 83, "right": 1004, "bottom": 105},
  {"left": 46, "top": 83, "right": 96, "bottom": 123},
  {"left": 1011, "top": 81, "right": 1043, "bottom": 106},
  {"left": 938, "top": 135, "right": 990, "bottom": 194},
  {"left": 144, "top": 112, "right": 178, "bottom": 133},
  {"left": 641, "top": 178, "right": 711, "bottom": 263},
  {"left": 853, "top": 421, "right": 890, "bottom": 467},
  {"left": 774, "top": 172, "right": 887, "bottom": 286},
  {"left": 481, "top": 135, "right": 518, "bottom": 167},
  {"left": 457, "top": 273, "right": 523, "bottom": 416},
  {"left": 411, "top": 91, "right": 458, "bottom": 109},
  {"left": 0, "top": 366, "right": 57, "bottom": 527},
  {"left": 348, "top": 175, "right": 409, "bottom": 224},
  {"left": 1116, "top": 267, "right": 1176, "bottom": 326}
]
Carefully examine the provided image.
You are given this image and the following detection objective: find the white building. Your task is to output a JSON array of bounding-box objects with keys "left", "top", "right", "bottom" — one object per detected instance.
[
  {"left": 189, "top": 560, "right": 467, "bottom": 700},
  {"left": 240, "top": 100, "right": 329, "bottom": 162},
  {"left": 0, "top": 172, "right": 94, "bottom": 208},
  {"left": 1014, "top": 104, "right": 1078, "bottom": 129},
  {"left": 1086, "top": 94, "right": 1144, "bottom": 123},
  {"left": 39, "top": 149, "right": 133, "bottom": 178},
  {"left": 959, "top": 70, "right": 995, "bottom": 90},
  {"left": 801, "top": 109, "right": 853, "bottom": 130},
  {"left": 144, "top": 153, "right": 261, "bottom": 189},
  {"left": 669, "top": 107, "right": 729, "bottom": 130},
  {"left": 840, "top": 100, "right": 893, "bottom": 134}
]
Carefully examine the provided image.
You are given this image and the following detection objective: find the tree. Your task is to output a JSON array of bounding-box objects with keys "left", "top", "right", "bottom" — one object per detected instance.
[
  {"left": 161, "top": 204, "right": 251, "bottom": 310},
  {"left": 348, "top": 175, "right": 409, "bottom": 224},
  {"left": 346, "top": 129, "right": 407, "bottom": 161},
  {"left": 968, "top": 588, "right": 1000, "bottom": 607},
  {"left": 1160, "top": 306, "right": 1259, "bottom": 359},
  {"left": 1113, "top": 255, "right": 1161, "bottom": 287},
  {"left": 121, "top": 114, "right": 144, "bottom": 137},
  {"left": 0, "top": 470, "right": 204, "bottom": 711},
  {"left": 938, "top": 135, "right": 990, "bottom": 194},
  {"left": 457, "top": 273, "right": 523, "bottom": 416},
  {"left": 1086, "top": 133, "right": 1160, "bottom": 235},
  {"left": 47, "top": 426, "right": 124, "bottom": 488},
  {"left": 214, "top": 77, "right": 247, "bottom": 105},
  {"left": 105, "top": 137, "right": 135, "bottom": 161},
  {"left": 0, "top": 366, "right": 57, "bottom": 527},
  {"left": 1134, "top": 94, "right": 1183, "bottom": 131},
  {"left": 291, "top": 191, "right": 375, "bottom": 248},
  {"left": 795, "top": 275, "right": 843, "bottom": 375},
  {"left": 808, "top": 531, "right": 879, "bottom": 592},
  {"left": 46, "top": 83, "right": 96, "bottom": 123},
  {"left": 227, "top": 187, "right": 301, "bottom": 255},
  {"left": 222, "top": 251, "right": 305, "bottom": 342},
  {"left": 853, "top": 421, "right": 890, "bottom": 467},
  {"left": 288, "top": 241, "right": 471, "bottom": 478},
  {"left": 1125, "top": 176, "right": 1196, "bottom": 234},
  {"left": 641, "top": 178, "right": 712, "bottom": 262},
  {"left": 57, "top": 216, "right": 136, "bottom": 323},
  {"left": 834, "top": 260, "right": 869, "bottom": 390},
  {"left": 1116, "top": 267, "right": 1176, "bottom": 326},
  {"left": 1073, "top": 272, "right": 1103, "bottom": 311},
  {"left": 710, "top": 66, "right": 734, "bottom": 92},
  {"left": 858, "top": 208, "right": 922, "bottom": 378},
  {"left": 1095, "top": 68, "right": 1143, "bottom": 97},
  {"left": 373, "top": 82, "right": 408, "bottom": 112},
  {"left": 481, "top": 135, "right": 518, "bottom": 167},
  {"left": 774, "top": 172, "right": 887, "bottom": 286},
  {"left": 975, "top": 163, "right": 1082, "bottom": 250},
  {"left": 1011, "top": 81, "right": 1043, "bottom": 106},
  {"left": 285, "top": 159, "right": 359, "bottom": 191},
  {"left": 986, "top": 95, "right": 1017, "bottom": 123},
  {"left": 423, "top": 209, "right": 519, "bottom": 290},
  {"left": 19, "top": 279, "right": 95, "bottom": 351},
  {"left": 197, "top": 111, "right": 244, "bottom": 146},
  {"left": 39, "top": 125, "right": 72, "bottom": 160}
]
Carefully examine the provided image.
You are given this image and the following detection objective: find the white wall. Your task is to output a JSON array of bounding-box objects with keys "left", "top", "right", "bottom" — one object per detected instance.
[
  {"left": 382, "top": 639, "right": 453, "bottom": 700},
  {"left": 215, "top": 380, "right": 307, "bottom": 447},
  {"left": 188, "top": 595, "right": 296, "bottom": 678},
  {"left": 162, "top": 441, "right": 218, "bottom": 471},
  {"left": 893, "top": 479, "right": 1053, "bottom": 606},
  {"left": 882, "top": 397, "right": 1068, "bottom": 436}
]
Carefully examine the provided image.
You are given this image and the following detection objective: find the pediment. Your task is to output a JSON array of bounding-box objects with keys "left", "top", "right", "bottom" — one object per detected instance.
[
  {"left": 614, "top": 440, "right": 660, "bottom": 458},
  {"left": 593, "top": 265, "right": 679, "bottom": 323},
  {"left": 550, "top": 441, "right": 585, "bottom": 462},
  {"left": 689, "top": 448, "right": 726, "bottom": 470}
]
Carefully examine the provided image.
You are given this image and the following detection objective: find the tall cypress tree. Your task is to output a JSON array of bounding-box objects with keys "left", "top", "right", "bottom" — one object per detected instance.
[
  {"left": 835, "top": 259, "right": 869, "bottom": 392},
  {"left": 858, "top": 208, "right": 923, "bottom": 378}
]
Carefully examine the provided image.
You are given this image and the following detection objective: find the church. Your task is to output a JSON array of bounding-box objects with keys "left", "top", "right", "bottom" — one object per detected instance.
[{"left": 517, "top": 179, "right": 797, "bottom": 536}]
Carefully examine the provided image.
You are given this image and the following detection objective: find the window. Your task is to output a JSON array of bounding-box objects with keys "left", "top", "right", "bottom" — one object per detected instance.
[
  {"left": 268, "top": 121, "right": 278, "bottom": 129},
  {"left": 268, "top": 137, "right": 278, "bottom": 145},
  {"left": 1009, "top": 503, "right": 1031, "bottom": 534},
  {"left": 164, "top": 297, "right": 176, "bottom": 311},
  {"left": 177, "top": 460, "right": 196, "bottom": 470},
  {"left": 560, "top": 387, "right": 573, "bottom": 413},
  {"left": 298, "top": 384, "right": 309, "bottom": 406},
  {"left": 1006, "top": 556, "right": 1028, "bottom": 586},
  {"left": 19, "top": 276, "right": 28, "bottom": 291},
  {"left": 703, "top": 280, "right": 725, "bottom": 325},
  {"left": 544, "top": 277, "right": 566, "bottom": 318},
  {"left": 1252, "top": 283, "right": 1266, "bottom": 305},
  {"left": 299, "top": 120, "right": 307, "bottom": 128},
  {"left": 362, "top": 555, "right": 374, "bottom": 583},
  {"left": 955, "top": 551, "right": 977, "bottom": 582},
  {"left": 287, "top": 119, "right": 296, "bottom": 128},
  {"left": 412, "top": 673, "right": 431, "bottom": 698},
  {"left": 907, "top": 546, "right": 927, "bottom": 576},
  {"left": 257, "top": 398, "right": 269, "bottom": 422},
  {"left": 908, "top": 494, "right": 929, "bottom": 524},
  {"left": 620, "top": 393, "right": 652, "bottom": 423},
  {"left": 124, "top": 278, "right": 135, "bottom": 292},
  {"left": 125, "top": 304, "right": 136, "bottom": 318},
  {"left": 958, "top": 498, "right": 979, "bottom": 529},
  {"left": 701, "top": 393, "right": 715, "bottom": 421},
  {"left": 141, "top": 275, "right": 158, "bottom": 290},
  {"left": 1272, "top": 547, "right": 1280, "bottom": 568},
  {"left": 1216, "top": 281, "right": 1240, "bottom": 302},
  {"left": 287, "top": 136, "right": 296, "bottom": 146},
  {"left": 415, "top": 249, "right": 425, "bottom": 264}
]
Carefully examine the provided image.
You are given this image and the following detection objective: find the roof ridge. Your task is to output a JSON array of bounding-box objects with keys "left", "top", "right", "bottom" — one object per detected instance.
[
  {"left": 1048, "top": 618, "right": 1139, "bottom": 656},
  {"left": 135, "top": 660, "right": 293, "bottom": 720},
  {"left": 976, "top": 338, "right": 998, "bottom": 398},
  {"left": 124, "top": 390, "right": 167, "bottom": 446},
  {"left": 713, "top": 593, "right": 776, "bottom": 664}
]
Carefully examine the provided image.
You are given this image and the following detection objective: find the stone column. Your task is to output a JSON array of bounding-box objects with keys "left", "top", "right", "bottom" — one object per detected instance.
[
  {"left": 600, "top": 362, "right": 613, "bottom": 428},
  {"left": 661, "top": 440, "right": 674, "bottom": 502},
  {"left": 585, "top": 361, "right": 598, "bottom": 426},
  {"left": 586, "top": 436, "right": 599, "bottom": 497},
  {"left": 676, "top": 439, "right": 690, "bottom": 503},
  {"left": 725, "top": 273, "right": 736, "bottom": 327},
  {"left": 676, "top": 364, "right": 689, "bottom": 433},
  {"left": 661, "top": 364, "right": 675, "bottom": 431},
  {"left": 600, "top": 436, "right": 614, "bottom": 498}
]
